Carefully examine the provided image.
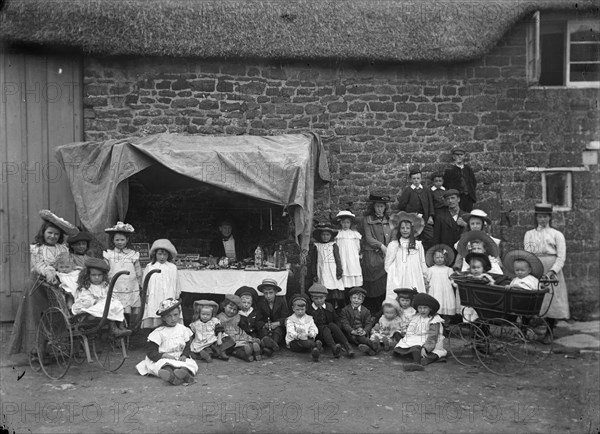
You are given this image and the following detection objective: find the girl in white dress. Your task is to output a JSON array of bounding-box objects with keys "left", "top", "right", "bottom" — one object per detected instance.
[
  {"left": 393, "top": 293, "right": 447, "bottom": 371},
  {"left": 424, "top": 244, "right": 458, "bottom": 319},
  {"left": 335, "top": 211, "right": 363, "bottom": 289},
  {"left": 142, "top": 239, "right": 180, "bottom": 329},
  {"left": 136, "top": 298, "right": 198, "bottom": 385},
  {"left": 385, "top": 212, "right": 428, "bottom": 298},
  {"left": 103, "top": 222, "right": 142, "bottom": 322},
  {"left": 72, "top": 257, "right": 131, "bottom": 337},
  {"left": 309, "top": 222, "right": 345, "bottom": 309}
]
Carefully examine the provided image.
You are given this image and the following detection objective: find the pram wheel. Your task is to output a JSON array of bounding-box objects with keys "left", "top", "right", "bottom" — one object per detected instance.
[
  {"left": 36, "top": 307, "right": 73, "bottom": 380},
  {"left": 92, "top": 330, "right": 128, "bottom": 372},
  {"left": 447, "top": 322, "right": 487, "bottom": 367},
  {"left": 475, "top": 318, "right": 529, "bottom": 376}
]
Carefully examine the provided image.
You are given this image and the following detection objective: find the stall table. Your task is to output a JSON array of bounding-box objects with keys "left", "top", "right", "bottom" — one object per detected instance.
[
  {"left": 178, "top": 269, "right": 289, "bottom": 324},
  {"left": 178, "top": 269, "right": 288, "bottom": 294}
]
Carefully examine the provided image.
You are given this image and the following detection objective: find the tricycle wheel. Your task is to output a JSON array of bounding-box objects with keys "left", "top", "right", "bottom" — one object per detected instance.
[
  {"left": 92, "top": 329, "right": 128, "bottom": 372},
  {"left": 36, "top": 307, "right": 73, "bottom": 380},
  {"left": 475, "top": 318, "right": 528, "bottom": 376},
  {"left": 447, "top": 322, "right": 487, "bottom": 367}
]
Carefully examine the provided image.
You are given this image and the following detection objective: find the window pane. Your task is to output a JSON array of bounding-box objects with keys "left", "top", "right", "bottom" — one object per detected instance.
[
  {"left": 570, "top": 62, "right": 600, "bottom": 82},
  {"left": 570, "top": 43, "right": 600, "bottom": 62},
  {"left": 570, "top": 26, "right": 600, "bottom": 42},
  {"left": 545, "top": 172, "right": 568, "bottom": 207},
  {"left": 540, "top": 33, "right": 565, "bottom": 86}
]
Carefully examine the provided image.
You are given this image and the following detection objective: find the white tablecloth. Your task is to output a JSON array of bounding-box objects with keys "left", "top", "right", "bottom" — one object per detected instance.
[{"left": 178, "top": 269, "right": 288, "bottom": 294}]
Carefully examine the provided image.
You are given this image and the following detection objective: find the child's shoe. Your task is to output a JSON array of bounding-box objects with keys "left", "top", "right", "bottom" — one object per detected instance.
[
  {"left": 251, "top": 342, "right": 262, "bottom": 361},
  {"left": 262, "top": 347, "right": 274, "bottom": 358},
  {"left": 421, "top": 353, "right": 439, "bottom": 366},
  {"left": 403, "top": 363, "right": 425, "bottom": 372},
  {"left": 332, "top": 343, "right": 342, "bottom": 358},
  {"left": 110, "top": 323, "right": 132, "bottom": 338},
  {"left": 158, "top": 367, "right": 183, "bottom": 385},
  {"left": 358, "top": 344, "right": 376, "bottom": 356},
  {"left": 243, "top": 343, "right": 255, "bottom": 362},
  {"left": 261, "top": 336, "right": 279, "bottom": 352},
  {"left": 198, "top": 350, "right": 213, "bottom": 363},
  {"left": 382, "top": 337, "right": 390, "bottom": 352},
  {"left": 311, "top": 341, "right": 322, "bottom": 362},
  {"left": 173, "top": 368, "right": 194, "bottom": 384},
  {"left": 372, "top": 336, "right": 381, "bottom": 353},
  {"left": 343, "top": 344, "right": 355, "bottom": 358}
]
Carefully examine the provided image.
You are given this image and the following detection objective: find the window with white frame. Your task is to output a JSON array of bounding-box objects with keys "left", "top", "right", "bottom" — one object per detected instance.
[{"left": 526, "top": 12, "right": 600, "bottom": 87}]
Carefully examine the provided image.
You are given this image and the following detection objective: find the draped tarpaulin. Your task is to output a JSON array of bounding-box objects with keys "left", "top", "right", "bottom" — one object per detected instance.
[{"left": 56, "top": 132, "right": 330, "bottom": 253}]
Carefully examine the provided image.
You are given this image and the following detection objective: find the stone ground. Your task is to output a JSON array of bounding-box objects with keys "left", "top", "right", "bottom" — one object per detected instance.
[{"left": 1, "top": 320, "right": 598, "bottom": 434}]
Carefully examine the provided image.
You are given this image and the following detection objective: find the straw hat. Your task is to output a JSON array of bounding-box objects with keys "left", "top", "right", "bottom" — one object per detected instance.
[
  {"left": 503, "top": 250, "right": 544, "bottom": 280},
  {"left": 393, "top": 287, "right": 418, "bottom": 299},
  {"left": 257, "top": 278, "right": 282, "bottom": 293},
  {"left": 312, "top": 222, "right": 338, "bottom": 239},
  {"left": 39, "top": 209, "right": 79, "bottom": 237},
  {"left": 150, "top": 239, "right": 178, "bottom": 258},
  {"left": 156, "top": 298, "right": 182, "bottom": 316},
  {"left": 335, "top": 210, "right": 356, "bottom": 223},
  {"left": 425, "top": 244, "right": 455, "bottom": 267},
  {"left": 456, "top": 231, "right": 499, "bottom": 258},
  {"left": 193, "top": 299, "right": 219, "bottom": 316},
  {"left": 534, "top": 203, "right": 553, "bottom": 214},
  {"left": 463, "top": 209, "right": 491, "bottom": 226},
  {"left": 367, "top": 193, "right": 391, "bottom": 203},
  {"left": 105, "top": 221, "right": 135, "bottom": 234},
  {"left": 389, "top": 212, "right": 425, "bottom": 236}
]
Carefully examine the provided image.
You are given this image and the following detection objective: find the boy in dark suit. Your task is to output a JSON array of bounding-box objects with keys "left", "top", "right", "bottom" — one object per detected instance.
[
  {"left": 255, "top": 279, "right": 289, "bottom": 350},
  {"left": 443, "top": 146, "right": 477, "bottom": 212},
  {"left": 430, "top": 172, "right": 447, "bottom": 211},
  {"left": 306, "top": 283, "right": 354, "bottom": 358},
  {"left": 397, "top": 166, "right": 435, "bottom": 250},
  {"left": 236, "top": 285, "right": 277, "bottom": 356},
  {"left": 339, "top": 287, "right": 377, "bottom": 356}
]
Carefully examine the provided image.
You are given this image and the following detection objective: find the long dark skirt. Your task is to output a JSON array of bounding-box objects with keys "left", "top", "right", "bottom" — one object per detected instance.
[
  {"left": 8, "top": 276, "right": 49, "bottom": 355},
  {"left": 363, "top": 275, "right": 387, "bottom": 313}
]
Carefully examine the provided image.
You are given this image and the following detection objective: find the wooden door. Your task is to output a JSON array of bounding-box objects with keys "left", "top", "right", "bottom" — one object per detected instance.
[{"left": 0, "top": 49, "right": 82, "bottom": 321}]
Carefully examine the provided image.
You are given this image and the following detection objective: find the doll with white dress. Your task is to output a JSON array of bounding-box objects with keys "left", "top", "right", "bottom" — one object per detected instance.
[{"left": 142, "top": 239, "right": 180, "bottom": 329}]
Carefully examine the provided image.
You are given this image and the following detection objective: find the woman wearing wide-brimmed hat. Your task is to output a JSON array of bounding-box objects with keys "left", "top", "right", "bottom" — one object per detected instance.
[
  {"left": 361, "top": 193, "right": 393, "bottom": 312},
  {"left": 524, "top": 203, "right": 570, "bottom": 342}
]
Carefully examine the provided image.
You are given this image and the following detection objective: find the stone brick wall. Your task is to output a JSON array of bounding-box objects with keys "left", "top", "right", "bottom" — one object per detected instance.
[{"left": 83, "top": 22, "right": 599, "bottom": 318}]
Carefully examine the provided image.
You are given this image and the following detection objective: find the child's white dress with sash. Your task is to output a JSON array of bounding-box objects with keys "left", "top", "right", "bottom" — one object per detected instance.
[
  {"left": 395, "top": 314, "right": 447, "bottom": 358},
  {"left": 136, "top": 324, "right": 198, "bottom": 376}
]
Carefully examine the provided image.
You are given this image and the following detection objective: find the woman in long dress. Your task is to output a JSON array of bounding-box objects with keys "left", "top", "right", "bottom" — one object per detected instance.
[
  {"left": 361, "top": 193, "right": 392, "bottom": 313},
  {"left": 524, "top": 203, "right": 569, "bottom": 343}
]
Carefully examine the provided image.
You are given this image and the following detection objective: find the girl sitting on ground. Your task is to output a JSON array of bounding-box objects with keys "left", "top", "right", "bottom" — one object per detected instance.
[
  {"left": 393, "top": 293, "right": 447, "bottom": 371},
  {"left": 136, "top": 298, "right": 197, "bottom": 385},
  {"left": 218, "top": 294, "right": 263, "bottom": 362},
  {"left": 189, "top": 300, "right": 234, "bottom": 363}
]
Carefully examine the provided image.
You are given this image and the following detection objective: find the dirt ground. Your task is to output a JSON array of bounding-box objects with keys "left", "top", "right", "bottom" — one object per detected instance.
[{"left": 1, "top": 322, "right": 598, "bottom": 434}]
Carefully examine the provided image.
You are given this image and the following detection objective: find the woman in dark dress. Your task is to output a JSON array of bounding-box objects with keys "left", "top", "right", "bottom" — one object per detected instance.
[{"left": 361, "top": 193, "right": 392, "bottom": 313}]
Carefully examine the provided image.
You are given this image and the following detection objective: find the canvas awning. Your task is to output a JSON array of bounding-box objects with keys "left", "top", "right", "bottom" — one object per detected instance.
[{"left": 56, "top": 132, "right": 330, "bottom": 252}]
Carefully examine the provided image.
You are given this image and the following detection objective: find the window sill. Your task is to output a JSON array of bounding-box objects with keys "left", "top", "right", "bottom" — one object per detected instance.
[{"left": 529, "top": 84, "right": 600, "bottom": 89}]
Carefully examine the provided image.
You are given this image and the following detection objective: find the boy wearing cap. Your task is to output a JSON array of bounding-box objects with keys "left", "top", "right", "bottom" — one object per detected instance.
[
  {"left": 443, "top": 147, "right": 477, "bottom": 212},
  {"left": 286, "top": 295, "right": 322, "bottom": 361},
  {"left": 339, "top": 287, "right": 377, "bottom": 356},
  {"left": 255, "top": 279, "right": 289, "bottom": 349},
  {"left": 306, "top": 283, "right": 355, "bottom": 358},
  {"left": 433, "top": 189, "right": 468, "bottom": 249}
]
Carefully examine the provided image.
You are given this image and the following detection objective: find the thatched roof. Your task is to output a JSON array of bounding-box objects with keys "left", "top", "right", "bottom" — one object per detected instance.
[{"left": 1, "top": 0, "right": 598, "bottom": 62}]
